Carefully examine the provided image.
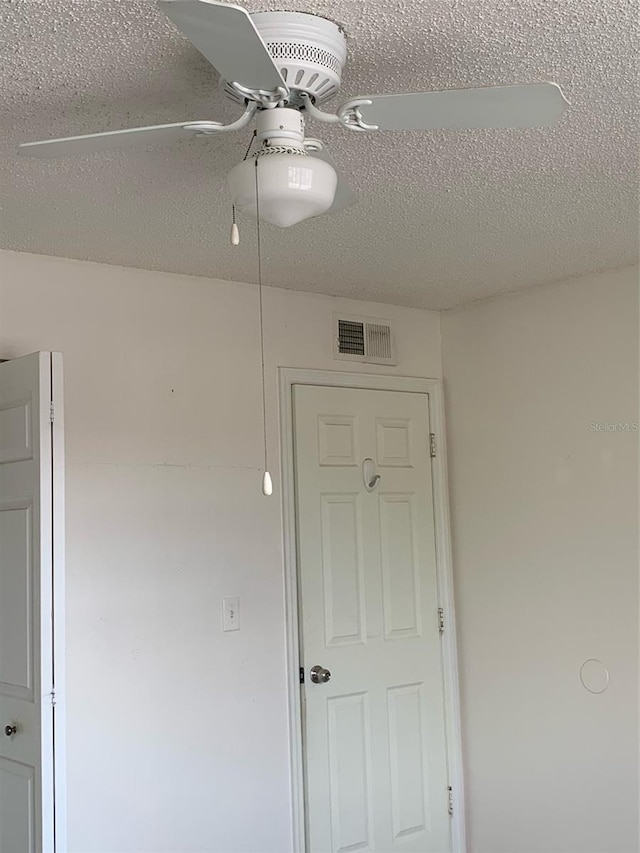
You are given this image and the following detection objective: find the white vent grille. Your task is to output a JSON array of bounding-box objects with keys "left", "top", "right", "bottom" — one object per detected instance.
[{"left": 334, "top": 314, "right": 396, "bottom": 365}]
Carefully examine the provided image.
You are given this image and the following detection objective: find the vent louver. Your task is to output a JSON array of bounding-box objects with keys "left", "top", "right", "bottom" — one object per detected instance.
[
  {"left": 334, "top": 314, "right": 396, "bottom": 365},
  {"left": 338, "top": 320, "right": 365, "bottom": 356},
  {"left": 366, "top": 323, "right": 392, "bottom": 361}
]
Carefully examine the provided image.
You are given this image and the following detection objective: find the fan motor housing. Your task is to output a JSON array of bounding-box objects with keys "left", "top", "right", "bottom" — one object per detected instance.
[{"left": 222, "top": 11, "right": 347, "bottom": 107}]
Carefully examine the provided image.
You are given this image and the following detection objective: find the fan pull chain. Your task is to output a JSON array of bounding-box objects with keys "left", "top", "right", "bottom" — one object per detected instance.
[
  {"left": 254, "top": 155, "right": 272, "bottom": 497},
  {"left": 230, "top": 207, "right": 240, "bottom": 246},
  {"left": 231, "top": 204, "right": 240, "bottom": 246},
  {"left": 230, "top": 131, "right": 257, "bottom": 247}
]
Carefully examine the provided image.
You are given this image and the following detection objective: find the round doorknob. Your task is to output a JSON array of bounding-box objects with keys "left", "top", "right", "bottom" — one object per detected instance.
[
  {"left": 5, "top": 724, "right": 17, "bottom": 737},
  {"left": 310, "top": 665, "right": 331, "bottom": 684}
]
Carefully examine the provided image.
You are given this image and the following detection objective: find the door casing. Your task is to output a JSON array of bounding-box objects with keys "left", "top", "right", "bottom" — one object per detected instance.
[
  {"left": 278, "top": 368, "right": 465, "bottom": 853},
  {"left": 51, "top": 353, "right": 67, "bottom": 853}
]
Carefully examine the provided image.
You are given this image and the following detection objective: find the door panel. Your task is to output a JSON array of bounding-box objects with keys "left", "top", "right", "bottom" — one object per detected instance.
[
  {"left": 294, "top": 385, "right": 451, "bottom": 853},
  {"left": 0, "top": 502, "right": 34, "bottom": 698},
  {"left": 387, "top": 683, "right": 430, "bottom": 839},
  {"left": 376, "top": 419, "right": 413, "bottom": 468},
  {"left": 379, "top": 494, "right": 421, "bottom": 639},
  {"left": 0, "top": 353, "right": 60, "bottom": 853},
  {"left": 321, "top": 494, "right": 366, "bottom": 647},
  {"left": 318, "top": 416, "right": 359, "bottom": 467},
  {"left": 0, "top": 399, "right": 32, "bottom": 464},
  {"left": 0, "top": 757, "right": 36, "bottom": 852},
  {"left": 327, "top": 692, "right": 373, "bottom": 852}
]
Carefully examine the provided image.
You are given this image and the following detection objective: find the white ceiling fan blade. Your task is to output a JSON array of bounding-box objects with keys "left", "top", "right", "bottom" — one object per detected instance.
[
  {"left": 306, "top": 143, "right": 357, "bottom": 214},
  {"left": 352, "top": 82, "right": 569, "bottom": 131},
  {"left": 159, "top": 0, "right": 287, "bottom": 94},
  {"left": 18, "top": 121, "right": 222, "bottom": 157}
]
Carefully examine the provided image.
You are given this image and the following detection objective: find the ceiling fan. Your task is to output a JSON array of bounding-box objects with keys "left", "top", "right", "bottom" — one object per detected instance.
[{"left": 19, "top": 0, "right": 569, "bottom": 227}]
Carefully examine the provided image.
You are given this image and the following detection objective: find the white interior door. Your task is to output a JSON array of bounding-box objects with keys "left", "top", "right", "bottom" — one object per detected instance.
[
  {"left": 0, "top": 352, "right": 64, "bottom": 853},
  {"left": 294, "top": 385, "right": 451, "bottom": 853}
]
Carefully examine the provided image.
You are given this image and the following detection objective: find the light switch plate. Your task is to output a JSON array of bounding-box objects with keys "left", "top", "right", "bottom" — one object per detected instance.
[{"left": 222, "top": 596, "right": 240, "bottom": 632}]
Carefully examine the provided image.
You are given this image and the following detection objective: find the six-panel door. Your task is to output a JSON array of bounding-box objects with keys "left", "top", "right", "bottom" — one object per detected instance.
[{"left": 294, "top": 385, "right": 451, "bottom": 853}]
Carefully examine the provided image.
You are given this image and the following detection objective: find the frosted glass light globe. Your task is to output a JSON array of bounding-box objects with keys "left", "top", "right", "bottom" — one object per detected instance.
[{"left": 227, "top": 153, "right": 337, "bottom": 228}]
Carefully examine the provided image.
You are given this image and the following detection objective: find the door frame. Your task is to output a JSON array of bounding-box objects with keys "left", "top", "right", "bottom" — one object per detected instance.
[
  {"left": 51, "top": 353, "right": 67, "bottom": 853},
  {"left": 278, "top": 368, "right": 466, "bottom": 853}
]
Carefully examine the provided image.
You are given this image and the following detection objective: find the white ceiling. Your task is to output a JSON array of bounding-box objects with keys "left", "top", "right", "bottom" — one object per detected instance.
[{"left": 1, "top": 0, "right": 638, "bottom": 309}]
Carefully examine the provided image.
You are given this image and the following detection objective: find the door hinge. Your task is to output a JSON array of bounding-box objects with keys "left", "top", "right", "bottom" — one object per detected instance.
[
  {"left": 448, "top": 786, "right": 454, "bottom": 817},
  {"left": 299, "top": 667, "right": 305, "bottom": 685},
  {"left": 438, "top": 607, "right": 445, "bottom": 635},
  {"left": 49, "top": 401, "right": 55, "bottom": 423},
  {"left": 429, "top": 433, "right": 436, "bottom": 458},
  {"left": 50, "top": 688, "right": 56, "bottom": 707}
]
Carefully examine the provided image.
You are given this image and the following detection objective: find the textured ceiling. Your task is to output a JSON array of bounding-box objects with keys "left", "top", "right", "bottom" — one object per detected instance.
[{"left": 1, "top": 0, "right": 638, "bottom": 309}]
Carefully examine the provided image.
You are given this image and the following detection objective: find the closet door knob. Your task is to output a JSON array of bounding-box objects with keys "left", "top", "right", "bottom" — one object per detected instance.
[{"left": 310, "top": 665, "right": 331, "bottom": 684}]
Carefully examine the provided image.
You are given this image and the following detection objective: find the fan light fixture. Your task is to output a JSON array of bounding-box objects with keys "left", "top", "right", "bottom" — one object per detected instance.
[
  {"left": 227, "top": 151, "right": 337, "bottom": 228},
  {"left": 226, "top": 108, "right": 337, "bottom": 228}
]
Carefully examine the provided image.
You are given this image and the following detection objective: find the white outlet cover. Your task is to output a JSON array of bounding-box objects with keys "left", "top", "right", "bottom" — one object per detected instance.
[{"left": 222, "top": 596, "right": 240, "bottom": 632}]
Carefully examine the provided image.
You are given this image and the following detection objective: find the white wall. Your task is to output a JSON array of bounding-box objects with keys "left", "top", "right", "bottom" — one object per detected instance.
[
  {"left": 441, "top": 266, "right": 639, "bottom": 853},
  {"left": 4, "top": 249, "right": 637, "bottom": 853},
  {"left": 0, "top": 249, "right": 442, "bottom": 853}
]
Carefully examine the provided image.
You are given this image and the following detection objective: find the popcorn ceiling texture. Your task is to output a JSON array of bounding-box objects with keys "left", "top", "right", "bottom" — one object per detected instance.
[{"left": 1, "top": 0, "right": 638, "bottom": 309}]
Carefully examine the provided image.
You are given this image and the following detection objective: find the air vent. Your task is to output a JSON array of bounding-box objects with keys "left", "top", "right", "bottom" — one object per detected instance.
[{"left": 334, "top": 314, "right": 396, "bottom": 365}]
